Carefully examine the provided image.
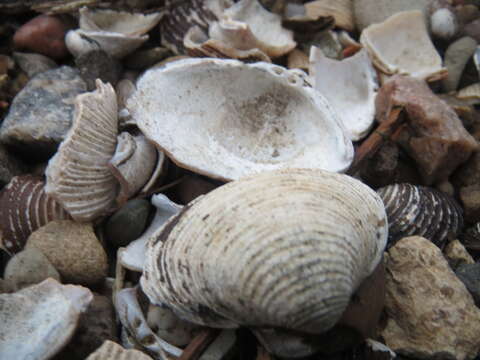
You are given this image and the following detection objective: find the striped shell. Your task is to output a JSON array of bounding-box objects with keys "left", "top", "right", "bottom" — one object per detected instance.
[
  {"left": 45, "top": 80, "right": 119, "bottom": 222},
  {"left": 141, "top": 169, "right": 387, "bottom": 338},
  {"left": 377, "top": 183, "right": 463, "bottom": 247},
  {"left": 0, "top": 175, "right": 70, "bottom": 254}
]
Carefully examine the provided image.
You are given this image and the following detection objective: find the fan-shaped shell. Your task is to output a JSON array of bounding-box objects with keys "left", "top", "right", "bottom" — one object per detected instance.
[
  {"left": 141, "top": 169, "right": 387, "bottom": 337},
  {"left": 377, "top": 183, "right": 463, "bottom": 247},
  {"left": 128, "top": 58, "right": 353, "bottom": 181},
  {"left": 45, "top": 80, "right": 119, "bottom": 222},
  {"left": 0, "top": 175, "right": 70, "bottom": 254}
]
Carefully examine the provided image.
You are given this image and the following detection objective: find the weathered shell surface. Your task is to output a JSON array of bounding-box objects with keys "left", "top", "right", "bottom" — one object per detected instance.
[
  {"left": 45, "top": 80, "right": 119, "bottom": 222},
  {"left": 141, "top": 169, "right": 387, "bottom": 335},
  {"left": 128, "top": 58, "right": 353, "bottom": 181},
  {"left": 0, "top": 278, "right": 92, "bottom": 360},
  {"left": 377, "top": 183, "right": 463, "bottom": 247},
  {"left": 0, "top": 175, "right": 70, "bottom": 254},
  {"left": 360, "top": 10, "right": 446, "bottom": 82}
]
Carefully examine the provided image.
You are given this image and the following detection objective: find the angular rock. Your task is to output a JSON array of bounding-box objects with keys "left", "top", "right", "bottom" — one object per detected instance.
[
  {"left": 13, "top": 51, "right": 57, "bottom": 77},
  {"left": 0, "top": 144, "right": 27, "bottom": 187},
  {"left": 4, "top": 247, "right": 60, "bottom": 291},
  {"left": 86, "top": 340, "right": 153, "bottom": 360},
  {"left": 0, "top": 66, "right": 86, "bottom": 158},
  {"left": 26, "top": 220, "right": 108, "bottom": 285},
  {"left": 375, "top": 75, "right": 478, "bottom": 184},
  {"left": 444, "top": 239, "right": 475, "bottom": 270},
  {"left": 75, "top": 50, "right": 122, "bottom": 91},
  {"left": 442, "top": 37, "right": 478, "bottom": 92},
  {"left": 382, "top": 236, "right": 480, "bottom": 360},
  {"left": 455, "top": 263, "right": 480, "bottom": 306}
]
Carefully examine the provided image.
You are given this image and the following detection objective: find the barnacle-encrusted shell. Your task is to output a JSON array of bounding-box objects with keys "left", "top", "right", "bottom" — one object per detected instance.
[
  {"left": 128, "top": 58, "right": 353, "bottom": 181},
  {"left": 377, "top": 183, "right": 463, "bottom": 247},
  {"left": 141, "top": 169, "right": 387, "bottom": 337},
  {"left": 45, "top": 80, "right": 119, "bottom": 222},
  {"left": 0, "top": 175, "right": 70, "bottom": 254}
]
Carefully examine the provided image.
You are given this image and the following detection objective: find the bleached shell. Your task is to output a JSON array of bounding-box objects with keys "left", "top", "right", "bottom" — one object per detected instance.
[
  {"left": 45, "top": 80, "right": 119, "bottom": 222},
  {"left": 128, "top": 58, "right": 353, "bottom": 181},
  {"left": 141, "top": 169, "right": 387, "bottom": 334},
  {"left": 377, "top": 183, "right": 463, "bottom": 247},
  {"left": 304, "top": 0, "right": 355, "bottom": 31},
  {"left": 309, "top": 47, "right": 378, "bottom": 141},
  {"left": 0, "top": 278, "right": 92, "bottom": 360},
  {"left": 86, "top": 340, "right": 153, "bottom": 360},
  {"left": 109, "top": 133, "right": 158, "bottom": 205},
  {"left": 360, "top": 10, "right": 446, "bottom": 81},
  {"left": 0, "top": 175, "right": 70, "bottom": 254},
  {"left": 209, "top": 0, "right": 296, "bottom": 58}
]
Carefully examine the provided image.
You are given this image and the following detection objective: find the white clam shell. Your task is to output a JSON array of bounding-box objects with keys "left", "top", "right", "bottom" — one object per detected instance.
[
  {"left": 45, "top": 80, "right": 119, "bottom": 222},
  {"left": 128, "top": 58, "right": 353, "bottom": 181},
  {"left": 141, "top": 169, "right": 387, "bottom": 335}
]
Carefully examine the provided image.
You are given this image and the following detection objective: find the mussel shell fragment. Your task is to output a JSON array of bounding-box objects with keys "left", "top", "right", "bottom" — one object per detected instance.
[{"left": 377, "top": 183, "right": 463, "bottom": 247}]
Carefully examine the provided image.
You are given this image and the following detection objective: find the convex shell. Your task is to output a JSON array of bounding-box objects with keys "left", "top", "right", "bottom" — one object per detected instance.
[{"left": 141, "top": 169, "right": 387, "bottom": 340}]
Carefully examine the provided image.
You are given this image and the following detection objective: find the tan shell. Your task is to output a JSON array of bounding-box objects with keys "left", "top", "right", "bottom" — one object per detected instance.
[
  {"left": 86, "top": 340, "right": 153, "bottom": 360},
  {"left": 45, "top": 80, "right": 119, "bottom": 222},
  {"left": 0, "top": 175, "right": 70, "bottom": 254},
  {"left": 141, "top": 169, "right": 387, "bottom": 339},
  {"left": 0, "top": 278, "right": 92, "bottom": 360},
  {"left": 304, "top": 0, "right": 354, "bottom": 31},
  {"left": 128, "top": 58, "right": 354, "bottom": 181},
  {"left": 360, "top": 10, "right": 446, "bottom": 82}
]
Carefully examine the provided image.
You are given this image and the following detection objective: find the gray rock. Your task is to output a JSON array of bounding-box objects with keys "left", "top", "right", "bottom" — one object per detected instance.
[
  {"left": 75, "top": 50, "right": 122, "bottom": 91},
  {"left": 455, "top": 263, "right": 480, "bottom": 306},
  {"left": 13, "top": 52, "right": 57, "bottom": 77},
  {"left": 0, "top": 66, "right": 86, "bottom": 159},
  {"left": 0, "top": 144, "right": 27, "bottom": 187},
  {"left": 199, "top": 330, "right": 237, "bottom": 360},
  {"left": 105, "top": 198, "right": 151, "bottom": 248},
  {"left": 3, "top": 247, "right": 60, "bottom": 291}
]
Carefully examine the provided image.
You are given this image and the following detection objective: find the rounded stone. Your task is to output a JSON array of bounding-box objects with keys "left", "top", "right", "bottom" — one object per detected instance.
[
  {"left": 105, "top": 198, "right": 151, "bottom": 248},
  {"left": 26, "top": 220, "right": 108, "bottom": 285}
]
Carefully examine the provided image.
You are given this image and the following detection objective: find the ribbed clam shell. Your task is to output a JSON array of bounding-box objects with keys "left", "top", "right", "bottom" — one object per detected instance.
[
  {"left": 0, "top": 175, "right": 70, "bottom": 254},
  {"left": 377, "top": 183, "right": 463, "bottom": 247},
  {"left": 141, "top": 169, "right": 387, "bottom": 335},
  {"left": 45, "top": 80, "right": 119, "bottom": 222}
]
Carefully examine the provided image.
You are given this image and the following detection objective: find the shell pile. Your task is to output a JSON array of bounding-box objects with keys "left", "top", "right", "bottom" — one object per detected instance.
[{"left": 377, "top": 183, "right": 463, "bottom": 247}]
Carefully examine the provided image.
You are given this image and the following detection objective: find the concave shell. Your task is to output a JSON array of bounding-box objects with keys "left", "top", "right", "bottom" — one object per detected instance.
[
  {"left": 128, "top": 58, "right": 353, "bottom": 181},
  {"left": 0, "top": 175, "right": 70, "bottom": 254},
  {"left": 0, "top": 278, "right": 92, "bottom": 360},
  {"left": 377, "top": 183, "right": 463, "bottom": 247},
  {"left": 45, "top": 80, "right": 119, "bottom": 222},
  {"left": 141, "top": 169, "right": 387, "bottom": 336},
  {"left": 360, "top": 10, "right": 446, "bottom": 82},
  {"left": 309, "top": 47, "right": 378, "bottom": 141}
]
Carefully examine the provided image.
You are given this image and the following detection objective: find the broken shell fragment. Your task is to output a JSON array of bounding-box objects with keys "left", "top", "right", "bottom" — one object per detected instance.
[
  {"left": 45, "top": 80, "right": 119, "bottom": 222},
  {"left": 309, "top": 47, "right": 378, "bottom": 141},
  {"left": 141, "top": 169, "right": 387, "bottom": 348},
  {"left": 128, "top": 58, "right": 353, "bottom": 181},
  {"left": 0, "top": 175, "right": 70, "bottom": 254},
  {"left": 304, "top": 0, "right": 354, "bottom": 32},
  {"left": 377, "top": 183, "right": 463, "bottom": 248},
  {"left": 0, "top": 278, "right": 92, "bottom": 360},
  {"left": 457, "top": 83, "right": 480, "bottom": 104},
  {"left": 360, "top": 10, "right": 446, "bottom": 82}
]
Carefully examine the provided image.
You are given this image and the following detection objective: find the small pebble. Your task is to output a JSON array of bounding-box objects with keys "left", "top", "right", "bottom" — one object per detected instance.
[
  {"left": 455, "top": 263, "right": 480, "bottom": 306},
  {"left": 75, "top": 50, "right": 122, "bottom": 91},
  {"left": 26, "top": 220, "right": 108, "bottom": 286},
  {"left": 105, "top": 198, "right": 151, "bottom": 248},
  {"left": 13, "top": 15, "right": 69, "bottom": 59},
  {"left": 13, "top": 52, "right": 57, "bottom": 77}
]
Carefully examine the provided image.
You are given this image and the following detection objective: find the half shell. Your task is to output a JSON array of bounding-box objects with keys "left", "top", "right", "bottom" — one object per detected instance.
[
  {"left": 45, "top": 80, "right": 119, "bottom": 222},
  {"left": 377, "top": 183, "right": 463, "bottom": 247},
  {"left": 141, "top": 169, "right": 387, "bottom": 338},
  {"left": 128, "top": 58, "right": 353, "bottom": 181},
  {"left": 0, "top": 175, "right": 70, "bottom": 254}
]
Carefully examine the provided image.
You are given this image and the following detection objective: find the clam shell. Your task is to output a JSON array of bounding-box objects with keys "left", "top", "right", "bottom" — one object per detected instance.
[
  {"left": 45, "top": 80, "right": 119, "bottom": 222},
  {"left": 360, "top": 10, "right": 446, "bottom": 82},
  {"left": 141, "top": 169, "right": 387, "bottom": 335},
  {"left": 377, "top": 183, "right": 463, "bottom": 247},
  {"left": 128, "top": 58, "right": 353, "bottom": 181},
  {"left": 0, "top": 175, "right": 70, "bottom": 254}
]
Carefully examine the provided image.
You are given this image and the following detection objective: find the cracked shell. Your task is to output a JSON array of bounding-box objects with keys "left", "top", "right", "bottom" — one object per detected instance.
[
  {"left": 128, "top": 58, "right": 353, "bottom": 181},
  {"left": 141, "top": 169, "right": 387, "bottom": 337}
]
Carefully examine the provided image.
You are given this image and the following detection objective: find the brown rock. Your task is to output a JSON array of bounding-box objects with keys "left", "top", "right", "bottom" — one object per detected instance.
[
  {"left": 459, "top": 184, "right": 480, "bottom": 222},
  {"left": 375, "top": 75, "right": 479, "bottom": 184},
  {"left": 382, "top": 236, "right": 480, "bottom": 360},
  {"left": 13, "top": 15, "right": 69, "bottom": 59},
  {"left": 444, "top": 239, "right": 475, "bottom": 270},
  {"left": 26, "top": 220, "right": 108, "bottom": 285}
]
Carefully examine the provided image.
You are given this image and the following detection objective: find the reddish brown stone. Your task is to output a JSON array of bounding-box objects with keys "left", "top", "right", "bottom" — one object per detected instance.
[
  {"left": 375, "top": 75, "right": 478, "bottom": 184},
  {"left": 13, "top": 15, "right": 69, "bottom": 60}
]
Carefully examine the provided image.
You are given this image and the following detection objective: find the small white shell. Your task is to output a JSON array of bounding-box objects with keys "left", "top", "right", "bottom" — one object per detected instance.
[
  {"left": 45, "top": 80, "right": 119, "bottom": 222},
  {"left": 128, "top": 58, "right": 354, "bottom": 181}
]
